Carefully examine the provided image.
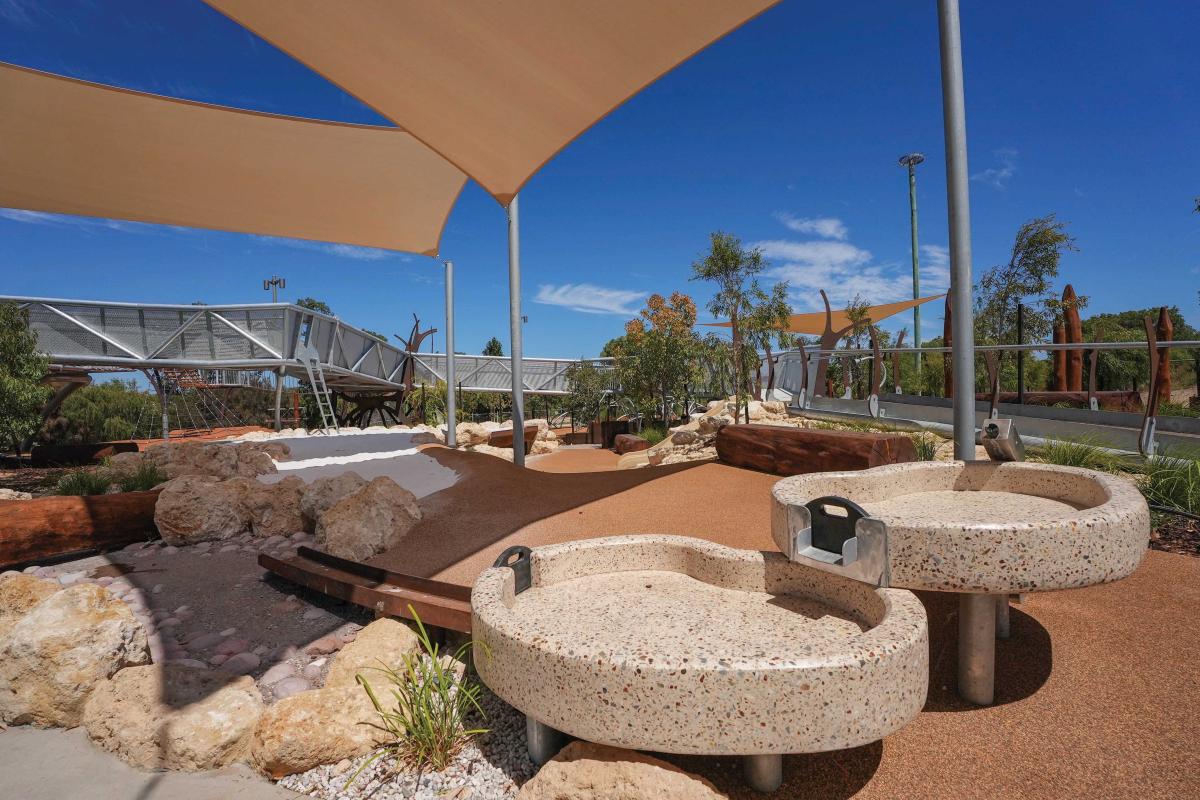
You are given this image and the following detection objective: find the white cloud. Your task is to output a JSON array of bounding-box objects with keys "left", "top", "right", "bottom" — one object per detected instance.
[
  {"left": 773, "top": 213, "right": 848, "bottom": 241},
  {"left": 971, "top": 147, "right": 1018, "bottom": 189},
  {"left": 534, "top": 283, "right": 646, "bottom": 315},
  {"left": 251, "top": 235, "right": 399, "bottom": 262},
  {"left": 0, "top": 208, "right": 153, "bottom": 233}
]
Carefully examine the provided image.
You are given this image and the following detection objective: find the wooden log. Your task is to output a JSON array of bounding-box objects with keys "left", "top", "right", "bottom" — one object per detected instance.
[
  {"left": 1156, "top": 306, "right": 1173, "bottom": 405},
  {"left": 0, "top": 490, "right": 160, "bottom": 569},
  {"left": 1063, "top": 285, "right": 1084, "bottom": 391},
  {"left": 30, "top": 441, "right": 139, "bottom": 467},
  {"left": 487, "top": 424, "right": 540, "bottom": 453},
  {"left": 613, "top": 434, "right": 651, "bottom": 455},
  {"left": 716, "top": 424, "right": 917, "bottom": 477}
]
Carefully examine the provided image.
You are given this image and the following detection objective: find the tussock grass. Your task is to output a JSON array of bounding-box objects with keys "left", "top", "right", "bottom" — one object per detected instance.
[
  {"left": 57, "top": 469, "right": 112, "bottom": 496},
  {"left": 116, "top": 462, "right": 167, "bottom": 493},
  {"left": 910, "top": 433, "right": 940, "bottom": 461},
  {"left": 1029, "top": 436, "right": 1124, "bottom": 472},
  {"left": 1140, "top": 449, "right": 1200, "bottom": 516},
  {"left": 347, "top": 608, "right": 488, "bottom": 786},
  {"left": 638, "top": 425, "right": 669, "bottom": 446}
]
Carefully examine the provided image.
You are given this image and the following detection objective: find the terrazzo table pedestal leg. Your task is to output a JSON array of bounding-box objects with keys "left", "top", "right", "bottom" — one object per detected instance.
[
  {"left": 958, "top": 593, "right": 997, "bottom": 706},
  {"left": 744, "top": 754, "right": 783, "bottom": 793},
  {"left": 995, "top": 595, "right": 1011, "bottom": 640},
  {"left": 526, "top": 717, "right": 565, "bottom": 765}
]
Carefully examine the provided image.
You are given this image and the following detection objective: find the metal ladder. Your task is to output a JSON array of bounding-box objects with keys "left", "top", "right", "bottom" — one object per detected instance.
[{"left": 297, "top": 346, "right": 339, "bottom": 434}]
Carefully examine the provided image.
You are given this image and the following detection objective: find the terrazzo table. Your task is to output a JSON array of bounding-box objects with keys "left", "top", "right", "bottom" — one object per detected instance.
[
  {"left": 472, "top": 535, "right": 929, "bottom": 792},
  {"left": 771, "top": 460, "right": 1149, "bottom": 705}
]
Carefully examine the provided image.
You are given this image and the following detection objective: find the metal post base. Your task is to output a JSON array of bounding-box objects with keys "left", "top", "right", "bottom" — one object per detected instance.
[
  {"left": 995, "top": 594, "right": 1011, "bottom": 640},
  {"left": 526, "top": 717, "right": 564, "bottom": 766},
  {"left": 958, "top": 592, "right": 996, "bottom": 705},
  {"left": 744, "top": 754, "right": 783, "bottom": 793}
]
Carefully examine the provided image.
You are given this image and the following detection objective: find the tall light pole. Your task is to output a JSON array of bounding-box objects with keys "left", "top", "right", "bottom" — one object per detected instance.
[
  {"left": 262, "top": 275, "right": 285, "bottom": 303},
  {"left": 898, "top": 153, "right": 925, "bottom": 390}
]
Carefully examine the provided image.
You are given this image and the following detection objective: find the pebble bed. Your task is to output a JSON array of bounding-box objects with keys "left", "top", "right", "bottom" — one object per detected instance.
[{"left": 278, "top": 684, "right": 536, "bottom": 799}]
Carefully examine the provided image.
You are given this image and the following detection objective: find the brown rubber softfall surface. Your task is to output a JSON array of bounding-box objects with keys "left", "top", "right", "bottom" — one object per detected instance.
[{"left": 367, "top": 448, "right": 1199, "bottom": 798}]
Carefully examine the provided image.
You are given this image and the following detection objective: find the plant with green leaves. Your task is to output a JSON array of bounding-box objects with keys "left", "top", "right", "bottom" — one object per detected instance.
[
  {"left": 295, "top": 297, "right": 333, "bottom": 315},
  {"left": 1140, "top": 449, "right": 1200, "bottom": 517},
  {"left": 482, "top": 337, "right": 504, "bottom": 357},
  {"left": 1029, "top": 436, "right": 1123, "bottom": 472},
  {"left": 0, "top": 302, "right": 51, "bottom": 457},
  {"left": 563, "top": 359, "right": 611, "bottom": 426},
  {"left": 346, "top": 608, "right": 488, "bottom": 786},
  {"left": 690, "top": 232, "right": 791, "bottom": 423},
  {"left": 910, "top": 432, "right": 940, "bottom": 461},
  {"left": 612, "top": 292, "right": 701, "bottom": 423},
  {"left": 57, "top": 469, "right": 112, "bottom": 496},
  {"left": 116, "top": 462, "right": 167, "bottom": 493}
]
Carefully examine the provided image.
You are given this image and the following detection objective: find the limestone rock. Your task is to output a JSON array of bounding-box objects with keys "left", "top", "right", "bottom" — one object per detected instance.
[
  {"left": 324, "top": 618, "right": 420, "bottom": 689},
  {"left": 469, "top": 444, "right": 515, "bottom": 462},
  {"left": 300, "top": 472, "right": 368, "bottom": 527},
  {"left": 140, "top": 441, "right": 280, "bottom": 480},
  {"left": 0, "top": 573, "right": 60, "bottom": 636},
  {"left": 315, "top": 477, "right": 422, "bottom": 561},
  {"left": 83, "top": 664, "right": 263, "bottom": 770},
  {"left": 517, "top": 741, "right": 726, "bottom": 800},
  {"left": 455, "top": 422, "right": 491, "bottom": 446},
  {"left": 670, "top": 429, "right": 700, "bottom": 446},
  {"left": 154, "top": 475, "right": 251, "bottom": 545},
  {"left": 248, "top": 685, "right": 385, "bottom": 778},
  {"left": 0, "top": 583, "right": 149, "bottom": 727},
  {"left": 616, "top": 451, "right": 652, "bottom": 470},
  {"left": 233, "top": 476, "right": 307, "bottom": 537},
  {"left": 530, "top": 438, "right": 560, "bottom": 456},
  {"left": 661, "top": 446, "right": 718, "bottom": 466},
  {"left": 697, "top": 414, "right": 733, "bottom": 436},
  {"left": 0, "top": 487, "right": 32, "bottom": 501}
]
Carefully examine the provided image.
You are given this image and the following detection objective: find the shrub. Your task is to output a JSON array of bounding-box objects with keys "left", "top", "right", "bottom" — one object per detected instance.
[
  {"left": 347, "top": 608, "right": 488, "bottom": 786},
  {"left": 57, "top": 469, "right": 112, "bottom": 496},
  {"left": 116, "top": 462, "right": 167, "bottom": 493},
  {"left": 638, "top": 425, "right": 668, "bottom": 446},
  {"left": 1030, "top": 436, "right": 1122, "bottom": 472},
  {"left": 1139, "top": 449, "right": 1200, "bottom": 516}
]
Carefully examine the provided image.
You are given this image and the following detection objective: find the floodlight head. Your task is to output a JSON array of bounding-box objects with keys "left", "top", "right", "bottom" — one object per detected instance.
[{"left": 898, "top": 153, "right": 926, "bottom": 168}]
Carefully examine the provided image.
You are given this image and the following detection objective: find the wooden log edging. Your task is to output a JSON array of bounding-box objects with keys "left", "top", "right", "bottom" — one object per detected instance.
[
  {"left": 0, "top": 490, "right": 161, "bottom": 569},
  {"left": 716, "top": 424, "right": 917, "bottom": 477}
]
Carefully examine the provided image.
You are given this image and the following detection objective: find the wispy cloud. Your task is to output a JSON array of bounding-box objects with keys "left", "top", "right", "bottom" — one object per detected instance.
[
  {"left": 534, "top": 283, "right": 646, "bottom": 315},
  {"left": 773, "top": 213, "right": 848, "bottom": 241},
  {"left": 251, "top": 235, "right": 403, "bottom": 262},
  {"left": 971, "top": 147, "right": 1018, "bottom": 189},
  {"left": 0, "top": 0, "right": 53, "bottom": 28},
  {"left": 0, "top": 208, "right": 151, "bottom": 234},
  {"left": 753, "top": 216, "right": 950, "bottom": 311}
]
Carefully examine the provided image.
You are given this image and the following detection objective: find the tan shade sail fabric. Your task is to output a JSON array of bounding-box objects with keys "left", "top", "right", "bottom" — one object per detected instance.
[
  {"left": 0, "top": 63, "right": 467, "bottom": 255},
  {"left": 704, "top": 294, "right": 947, "bottom": 335},
  {"left": 205, "top": 0, "right": 780, "bottom": 205}
]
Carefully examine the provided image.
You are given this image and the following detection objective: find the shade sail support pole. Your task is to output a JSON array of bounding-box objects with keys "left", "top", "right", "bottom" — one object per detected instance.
[
  {"left": 507, "top": 194, "right": 526, "bottom": 466},
  {"left": 444, "top": 259, "right": 457, "bottom": 448},
  {"left": 938, "top": 0, "right": 977, "bottom": 461},
  {"left": 273, "top": 367, "right": 285, "bottom": 432}
]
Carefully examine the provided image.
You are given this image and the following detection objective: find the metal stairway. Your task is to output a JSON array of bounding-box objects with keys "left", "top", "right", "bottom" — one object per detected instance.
[{"left": 297, "top": 346, "right": 340, "bottom": 433}]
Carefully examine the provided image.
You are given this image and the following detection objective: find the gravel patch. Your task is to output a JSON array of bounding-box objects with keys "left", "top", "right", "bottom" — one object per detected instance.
[{"left": 278, "top": 684, "right": 535, "bottom": 800}]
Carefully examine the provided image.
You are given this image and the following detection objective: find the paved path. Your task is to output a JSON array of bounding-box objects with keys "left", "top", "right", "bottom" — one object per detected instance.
[{"left": 0, "top": 726, "right": 298, "bottom": 800}]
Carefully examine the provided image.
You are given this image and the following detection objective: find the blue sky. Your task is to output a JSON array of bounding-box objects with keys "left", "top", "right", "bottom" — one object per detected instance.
[{"left": 2, "top": 0, "right": 1197, "bottom": 359}]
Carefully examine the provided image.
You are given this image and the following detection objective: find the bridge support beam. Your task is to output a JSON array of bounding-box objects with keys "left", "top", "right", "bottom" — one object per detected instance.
[
  {"left": 273, "top": 367, "right": 285, "bottom": 432},
  {"left": 507, "top": 194, "right": 526, "bottom": 467}
]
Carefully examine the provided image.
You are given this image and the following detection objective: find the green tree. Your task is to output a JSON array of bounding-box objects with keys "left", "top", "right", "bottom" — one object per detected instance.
[
  {"left": 974, "top": 214, "right": 1078, "bottom": 346},
  {"left": 563, "top": 360, "right": 611, "bottom": 426},
  {"left": 690, "top": 232, "right": 790, "bottom": 422},
  {"left": 295, "top": 297, "right": 333, "bottom": 315},
  {"left": 0, "top": 302, "right": 50, "bottom": 456},
  {"left": 482, "top": 337, "right": 504, "bottom": 357},
  {"left": 613, "top": 293, "right": 701, "bottom": 422}
]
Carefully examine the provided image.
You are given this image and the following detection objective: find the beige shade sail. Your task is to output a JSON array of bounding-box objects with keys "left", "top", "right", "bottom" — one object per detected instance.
[
  {"left": 205, "top": 0, "right": 780, "bottom": 205},
  {"left": 0, "top": 63, "right": 467, "bottom": 255},
  {"left": 704, "top": 294, "right": 947, "bottom": 336}
]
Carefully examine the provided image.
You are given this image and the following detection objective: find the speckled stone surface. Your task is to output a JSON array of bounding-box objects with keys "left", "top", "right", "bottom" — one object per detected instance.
[
  {"left": 472, "top": 535, "right": 928, "bottom": 756},
  {"left": 772, "top": 461, "right": 1150, "bottom": 594}
]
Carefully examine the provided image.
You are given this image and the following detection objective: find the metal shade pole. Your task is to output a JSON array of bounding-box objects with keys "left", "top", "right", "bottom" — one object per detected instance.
[
  {"left": 444, "top": 259, "right": 457, "bottom": 448},
  {"left": 507, "top": 194, "right": 526, "bottom": 466},
  {"left": 939, "top": 0, "right": 991, "bottom": 706}
]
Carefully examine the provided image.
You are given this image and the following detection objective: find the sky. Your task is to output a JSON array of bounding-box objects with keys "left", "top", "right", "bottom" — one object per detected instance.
[{"left": 1, "top": 0, "right": 1198, "bottom": 360}]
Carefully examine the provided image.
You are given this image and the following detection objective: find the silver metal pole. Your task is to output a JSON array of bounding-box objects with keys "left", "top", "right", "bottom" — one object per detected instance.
[
  {"left": 744, "top": 754, "right": 783, "bottom": 793},
  {"left": 444, "top": 260, "right": 457, "bottom": 448},
  {"left": 273, "top": 367, "right": 285, "bottom": 432},
  {"left": 507, "top": 194, "right": 526, "bottom": 466},
  {"left": 938, "top": 0, "right": 977, "bottom": 461},
  {"left": 907, "top": 163, "right": 922, "bottom": 385},
  {"left": 958, "top": 592, "right": 995, "bottom": 705},
  {"left": 525, "top": 716, "right": 563, "bottom": 765}
]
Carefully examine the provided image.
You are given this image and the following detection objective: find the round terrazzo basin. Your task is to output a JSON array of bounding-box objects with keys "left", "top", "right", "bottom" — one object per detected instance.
[
  {"left": 770, "top": 460, "right": 1149, "bottom": 594},
  {"left": 770, "top": 460, "right": 1149, "bottom": 706},
  {"left": 472, "top": 535, "right": 928, "bottom": 792}
]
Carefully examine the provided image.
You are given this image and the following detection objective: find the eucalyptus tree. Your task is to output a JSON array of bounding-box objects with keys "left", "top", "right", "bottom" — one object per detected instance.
[{"left": 0, "top": 302, "right": 50, "bottom": 457}]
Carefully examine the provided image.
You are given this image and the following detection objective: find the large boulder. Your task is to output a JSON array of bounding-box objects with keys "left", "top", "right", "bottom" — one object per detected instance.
[
  {"left": 517, "top": 742, "right": 726, "bottom": 800},
  {"left": 0, "top": 584, "right": 149, "bottom": 727},
  {"left": 0, "top": 573, "right": 60, "bottom": 637},
  {"left": 0, "top": 488, "right": 32, "bottom": 501},
  {"left": 530, "top": 438, "right": 559, "bottom": 456},
  {"left": 315, "top": 477, "right": 422, "bottom": 561},
  {"left": 232, "top": 476, "right": 307, "bottom": 538},
  {"left": 248, "top": 685, "right": 385, "bottom": 778},
  {"left": 140, "top": 441, "right": 281, "bottom": 480},
  {"left": 300, "top": 472, "right": 368, "bottom": 527},
  {"left": 83, "top": 664, "right": 264, "bottom": 771},
  {"left": 154, "top": 475, "right": 251, "bottom": 545},
  {"left": 455, "top": 422, "right": 491, "bottom": 446},
  {"left": 324, "top": 618, "right": 420, "bottom": 689},
  {"left": 697, "top": 414, "right": 733, "bottom": 436}
]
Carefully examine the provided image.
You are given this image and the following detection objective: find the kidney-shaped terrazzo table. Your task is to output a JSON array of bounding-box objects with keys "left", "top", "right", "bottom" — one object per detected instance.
[
  {"left": 771, "top": 460, "right": 1149, "bottom": 705},
  {"left": 472, "top": 534, "right": 929, "bottom": 792}
]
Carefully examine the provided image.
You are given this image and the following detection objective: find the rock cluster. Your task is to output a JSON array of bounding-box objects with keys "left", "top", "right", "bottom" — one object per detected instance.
[
  {"left": 618, "top": 398, "right": 795, "bottom": 469},
  {"left": 454, "top": 418, "right": 559, "bottom": 459},
  {"left": 0, "top": 581, "right": 150, "bottom": 727},
  {"left": 109, "top": 440, "right": 289, "bottom": 481},
  {"left": 0, "top": 487, "right": 33, "bottom": 501}
]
